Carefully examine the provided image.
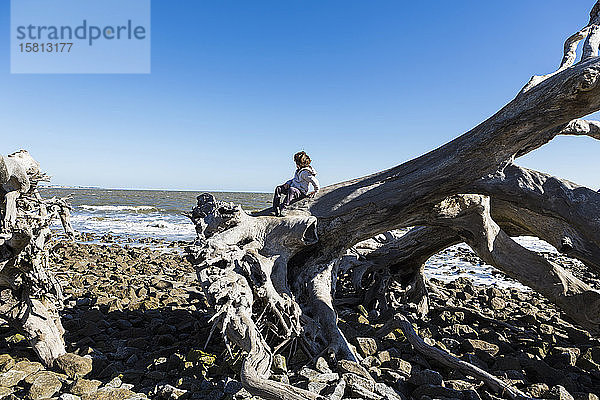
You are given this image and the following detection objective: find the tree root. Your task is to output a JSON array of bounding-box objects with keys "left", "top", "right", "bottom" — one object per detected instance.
[{"left": 0, "top": 150, "right": 72, "bottom": 366}]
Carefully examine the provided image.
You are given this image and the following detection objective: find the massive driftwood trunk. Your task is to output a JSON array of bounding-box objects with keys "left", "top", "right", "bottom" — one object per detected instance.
[
  {"left": 186, "top": 3, "right": 600, "bottom": 399},
  {"left": 0, "top": 150, "right": 74, "bottom": 366}
]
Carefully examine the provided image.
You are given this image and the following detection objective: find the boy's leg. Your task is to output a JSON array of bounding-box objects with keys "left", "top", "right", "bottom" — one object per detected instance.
[
  {"left": 273, "top": 185, "right": 286, "bottom": 215},
  {"left": 284, "top": 187, "right": 305, "bottom": 207}
]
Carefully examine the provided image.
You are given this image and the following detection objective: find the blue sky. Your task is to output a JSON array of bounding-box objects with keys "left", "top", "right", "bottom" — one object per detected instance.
[{"left": 1, "top": 0, "right": 599, "bottom": 192}]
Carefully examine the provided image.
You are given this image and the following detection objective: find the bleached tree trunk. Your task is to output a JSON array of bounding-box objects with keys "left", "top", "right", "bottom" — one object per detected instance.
[
  {"left": 187, "top": 3, "right": 600, "bottom": 399},
  {"left": 0, "top": 150, "right": 73, "bottom": 366}
]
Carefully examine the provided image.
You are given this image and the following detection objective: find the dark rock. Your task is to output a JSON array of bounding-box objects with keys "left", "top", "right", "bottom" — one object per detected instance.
[
  {"left": 494, "top": 355, "right": 520, "bottom": 371},
  {"left": 408, "top": 369, "right": 443, "bottom": 386},
  {"left": 549, "top": 385, "right": 575, "bottom": 400},
  {"left": 547, "top": 347, "right": 580, "bottom": 367},
  {"left": 412, "top": 384, "right": 464, "bottom": 399},
  {"left": 388, "top": 358, "right": 412, "bottom": 377}
]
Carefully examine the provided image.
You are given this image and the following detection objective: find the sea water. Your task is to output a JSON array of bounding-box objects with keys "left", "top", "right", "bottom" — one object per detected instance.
[
  {"left": 39, "top": 187, "right": 556, "bottom": 289},
  {"left": 40, "top": 187, "right": 271, "bottom": 242}
]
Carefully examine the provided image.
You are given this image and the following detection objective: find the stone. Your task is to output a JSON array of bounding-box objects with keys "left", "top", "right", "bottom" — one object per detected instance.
[
  {"left": 374, "top": 382, "right": 404, "bottom": 400},
  {"left": 0, "top": 369, "right": 27, "bottom": 389},
  {"left": 573, "top": 394, "right": 599, "bottom": 400},
  {"left": 329, "top": 379, "right": 346, "bottom": 400},
  {"left": 337, "top": 360, "right": 372, "bottom": 381},
  {"left": 299, "top": 367, "right": 320, "bottom": 380},
  {"left": 0, "top": 386, "right": 13, "bottom": 398},
  {"left": 343, "top": 373, "right": 375, "bottom": 393},
  {"left": 549, "top": 385, "right": 575, "bottom": 400},
  {"left": 153, "top": 384, "right": 187, "bottom": 399},
  {"left": 272, "top": 354, "right": 287, "bottom": 374},
  {"left": 313, "top": 373, "right": 339, "bottom": 383},
  {"left": 105, "top": 377, "right": 123, "bottom": 389},
  {"left": 11, "top": 360, "right": 43, "bottom": 376},
  {"left": 446, "top": 379, "right": 475, "bottom": 391},
  {"left": 412, "top": 384, "right": 464, "bottom": 399},
  {"left": 490, "top": 297, "right": 506, "bottom": 310},
  {"left": 56, "top": 353, "right": 93, "bottom": 379},
  {"left": 463, "top": 339, "right": 500, "bottom": 356},
  {"left": 451, "top": 324, "right": 478, "bottom": 338},
  {"left": 408, "top": 369, "right": 443, "bottom": 386},
  {"left": 307, "top": 381, "right": 327, "bottom": 394},
  {"left": 389, "top": 358, "right": 412, "bottom": 377},
  {"left": 60, "top": 395, "right": 81, "bottom": 400},
  {"left": 71, "top": 379, "right": 103, "bottom": 396},
  {"left": 81, "top": 388, "right": 136, "bottom": 400},
  {"left": 27, "top": 372, "right": 62, "bottom": 400},
  {"left": 376, "top": 350, "right": 391, "bottom": 364},
  {"left": 0, "top": 356, "right": 14, "bottom": 373},
  {"left": 540, "top": 324, "right": 554, "bottom": 335},
  {"left": 314, "top": 357, "right": 332, "bottom": 374},
  {"left": 355, "top": 337, "right": 377, "bottom": 357}
]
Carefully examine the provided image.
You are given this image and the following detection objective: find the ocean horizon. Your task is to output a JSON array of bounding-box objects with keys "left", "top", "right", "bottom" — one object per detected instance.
[
  {"left": 40, "top": 187, "right": 272, "bottom": 243},
  {"left": 39, "top": 187, "right": 556, "bottom": 291}
]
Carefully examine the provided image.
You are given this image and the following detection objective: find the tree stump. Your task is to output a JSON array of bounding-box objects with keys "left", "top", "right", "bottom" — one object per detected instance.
[{"left": 0, "top": 150, "right": 74, "bottom": 367}]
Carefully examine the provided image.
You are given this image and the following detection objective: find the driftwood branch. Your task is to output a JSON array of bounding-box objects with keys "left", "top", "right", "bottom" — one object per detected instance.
[
  {"left": 376, "top": 313, "right": 531, "bottom": 400},
  {"left": 0, "top": 150, "right": 73, "bottom": 366}
]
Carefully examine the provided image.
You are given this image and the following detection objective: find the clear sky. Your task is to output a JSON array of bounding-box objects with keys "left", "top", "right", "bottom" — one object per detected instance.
[{"left": 1, "top": 1, "right": 599, "bottom": 192}]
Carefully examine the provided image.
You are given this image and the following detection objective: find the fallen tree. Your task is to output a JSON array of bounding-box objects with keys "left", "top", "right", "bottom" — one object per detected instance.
[
  {"left": 0, "top": 150, "right": 74, "bottom": 366},
  {"left": 186, "top": 3, "right": 600, "bottom": 399}
]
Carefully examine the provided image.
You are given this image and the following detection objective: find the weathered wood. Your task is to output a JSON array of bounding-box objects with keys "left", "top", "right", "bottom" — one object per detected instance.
[
  {"left": 186, "top": 3, "right": 600, "bottom": 399},
  {"left": 376, "top": 313, "right": 531, "bottom": 400},
  {"left": 0, "top": 150, "right": 73, "bottom": 366},
  {"left": 347, "top": 167, "right": 600, "bottom": 331}
]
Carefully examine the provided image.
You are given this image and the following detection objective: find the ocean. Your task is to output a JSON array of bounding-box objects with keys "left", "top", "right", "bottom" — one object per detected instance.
[
  {"left": 39, "top": 187, "right": 272, "bottom": 242},
  {"left": 39, "top": 187, "right": 556, "bottom": 290}
]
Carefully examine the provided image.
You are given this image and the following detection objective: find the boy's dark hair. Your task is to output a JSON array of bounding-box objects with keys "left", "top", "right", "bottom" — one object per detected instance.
[{"left": 294, "top": 151, "right": 311, "bottom": 168}]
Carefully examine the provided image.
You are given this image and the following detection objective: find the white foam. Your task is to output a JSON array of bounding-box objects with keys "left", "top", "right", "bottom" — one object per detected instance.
[
  {"left": 79, "top": 205, "right": 159, "bottom": 212},
  {"left": 424, "top": 241, "right": 533, "bottom": 290},
  {"left": 69, "top": 214, "right": 195, "bottom": 240}
]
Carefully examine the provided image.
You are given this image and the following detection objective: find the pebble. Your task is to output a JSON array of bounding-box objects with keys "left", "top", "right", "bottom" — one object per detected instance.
[{"left": 0, "top": 239, "right": 593, "bottom": 400}]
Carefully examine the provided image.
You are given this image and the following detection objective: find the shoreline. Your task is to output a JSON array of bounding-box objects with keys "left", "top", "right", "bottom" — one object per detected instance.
[{"left": 0, "top": 239, "right": 595, "bottom": 399}]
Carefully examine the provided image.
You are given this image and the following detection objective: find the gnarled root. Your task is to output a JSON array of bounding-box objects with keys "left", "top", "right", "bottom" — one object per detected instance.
[
  {"left": 0, "top": 150, "right": 71, "bottom": 366},
  {"left": 0, "top": 288, "right": 65, "bottom": 366},
  {"left": 187, "top": 194, "right": 326, "bottom": 399}
]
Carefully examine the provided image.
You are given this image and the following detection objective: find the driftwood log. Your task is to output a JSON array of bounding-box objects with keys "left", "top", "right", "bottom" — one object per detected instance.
[
  {"left": 0, "top": 150, "right": 74, "bottom": 367},
  {"left": 186, "top": 3, "right": 600, "bottom": 400}
]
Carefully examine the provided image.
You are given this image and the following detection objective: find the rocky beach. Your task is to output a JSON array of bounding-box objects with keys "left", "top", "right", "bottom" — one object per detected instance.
[{"left": 0, "top": 229, "right": 597, "bottom": 400}]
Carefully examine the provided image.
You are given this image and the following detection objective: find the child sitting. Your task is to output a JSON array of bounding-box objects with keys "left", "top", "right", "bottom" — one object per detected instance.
[{"left": 273, "top": 151, "right": 320, "bottom": 216}]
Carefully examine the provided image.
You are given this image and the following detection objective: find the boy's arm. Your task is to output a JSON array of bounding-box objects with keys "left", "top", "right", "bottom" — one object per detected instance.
[{"left": 306, "top": 174, "right": 320, "bottom": 197}]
